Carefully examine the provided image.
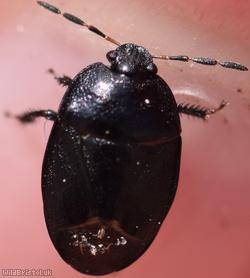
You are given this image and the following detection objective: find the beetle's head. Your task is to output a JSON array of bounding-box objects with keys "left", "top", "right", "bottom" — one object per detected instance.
[{"left": 106, "top": 43, "right": 157, "bottom": 76}]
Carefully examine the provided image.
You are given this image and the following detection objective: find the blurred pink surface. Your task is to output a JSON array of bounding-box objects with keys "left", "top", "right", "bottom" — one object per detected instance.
[{"left": 0, "top": 0, "right": 250, "bottom": 277}]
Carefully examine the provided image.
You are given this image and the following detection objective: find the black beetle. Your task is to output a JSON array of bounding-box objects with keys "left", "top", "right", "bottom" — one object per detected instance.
[{"left": 10, "top": 1, "right": 248, "bottom": 276}]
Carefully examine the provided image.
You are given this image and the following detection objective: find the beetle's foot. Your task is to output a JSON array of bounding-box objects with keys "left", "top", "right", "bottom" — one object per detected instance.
[
  {"left": 6, "top": 109, "right": 58, "bottom": 124},
  {"left": 177, "top": 100, "right": 228, "bottom": 120},
  {"left": 47, "top": 68, "right": 73, "bottom": 87}
]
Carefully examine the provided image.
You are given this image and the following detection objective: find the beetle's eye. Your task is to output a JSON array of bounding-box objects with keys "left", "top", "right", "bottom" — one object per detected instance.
[
  {"left": 106, "top": 51, "right": 117, "bottom": 63},
  {"left": 146, "top": 63, "right": 158, "bottom": 74}
]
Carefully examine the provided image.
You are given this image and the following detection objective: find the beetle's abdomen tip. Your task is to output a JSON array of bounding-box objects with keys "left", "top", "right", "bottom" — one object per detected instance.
[{"left": 54, "top": 217, "right": 144, "bottom": 275}]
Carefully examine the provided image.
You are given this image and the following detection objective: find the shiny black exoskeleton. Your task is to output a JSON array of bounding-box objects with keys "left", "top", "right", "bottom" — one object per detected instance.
[
  {"left": 43, "top": 43, "right": 181, "bottom": 275},
  {"left": 11, "top": 1, "right": 248, "bottom": 276}
]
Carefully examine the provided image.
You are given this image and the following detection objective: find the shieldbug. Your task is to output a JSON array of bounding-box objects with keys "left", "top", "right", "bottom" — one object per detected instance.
[{"left": 9, "top": 1, "right": 248, "bottom": 276}]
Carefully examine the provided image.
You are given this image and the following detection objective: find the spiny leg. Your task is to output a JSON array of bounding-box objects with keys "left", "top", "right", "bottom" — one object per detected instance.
[
  {"left": 177, "top": 100, "right": 228, "bottom": 120},
  {"left": 153, "top": 54, "right": 248, "bottom": 71},
  {"left": 47, "top": 68, "right": 73, "bottom": 87},
  {"left": 37, "top": 1, "right": 120, "bottom": 46},
  {"left": 5, "top": 109, "right": 58, "bottom": 124}
]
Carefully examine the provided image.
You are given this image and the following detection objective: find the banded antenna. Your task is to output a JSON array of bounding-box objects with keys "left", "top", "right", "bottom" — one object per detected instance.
[
  {"left": 152, "top": 54, "right": 248, "bottom": 71},
  {"left": 37, "top": 1, "right": 248, "bottom": 71},
  {"left": 37, "top": 1, "right": 121, "bottom": 46}
]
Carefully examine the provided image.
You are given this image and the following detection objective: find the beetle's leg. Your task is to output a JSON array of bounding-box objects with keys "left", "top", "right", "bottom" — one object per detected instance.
[
  {"left": 5, "top": 109, "right": 58, "bottom": 124},
  {"left": 177, "top": 100, "right": 228, "bottom": 120},
  {"left": 47, "top": 68, "right": 73, "bottom": 87},
  {"left": 152, "top": 55, "right": 248, "bottom": 71}
]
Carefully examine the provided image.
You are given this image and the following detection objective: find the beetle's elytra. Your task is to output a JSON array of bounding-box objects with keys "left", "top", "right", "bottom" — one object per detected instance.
[
  {"left": 11, "top": 1, "right": 248, "bottom": 276},
  {"left": 43, "top": 60, "right": 182, "bottom": 275}
]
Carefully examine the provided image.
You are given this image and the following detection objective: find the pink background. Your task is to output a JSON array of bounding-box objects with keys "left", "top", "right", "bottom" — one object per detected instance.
[{"left": 0, "top": 0, "right": 250, "bottom": 277}]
